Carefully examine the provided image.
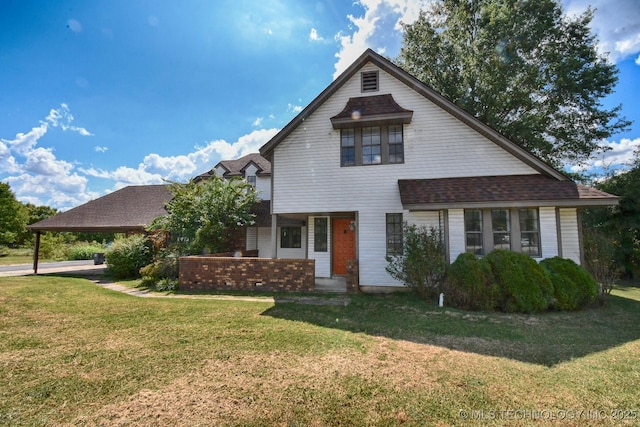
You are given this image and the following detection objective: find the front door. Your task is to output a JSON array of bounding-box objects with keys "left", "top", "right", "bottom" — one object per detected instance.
[{"left": 332, "top": 218, "right": 356, "bottom": 275}]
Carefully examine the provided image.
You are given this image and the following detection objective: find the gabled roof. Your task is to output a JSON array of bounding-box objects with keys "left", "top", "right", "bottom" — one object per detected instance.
[
  {"left": 214, "top": 153, "right": 271, "bottom": 177},
  {"left": 28, "top": 185, "right": 172, "bottom": 233},
  {"left": 398, "top": 175, "right": 618, "bottom": 210},
  {"left": 259, "top": 48, "right": 566, "bottom": 181}
]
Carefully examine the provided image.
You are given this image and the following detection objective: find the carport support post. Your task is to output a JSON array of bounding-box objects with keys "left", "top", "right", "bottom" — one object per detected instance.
[{"left": 33, "top": 231, "right": 41, "bottom": 274}]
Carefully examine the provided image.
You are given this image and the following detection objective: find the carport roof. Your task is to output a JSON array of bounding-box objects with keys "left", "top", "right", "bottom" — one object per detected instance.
[{"left": 28, "top": 185, "right": 172, "bottom": 233}]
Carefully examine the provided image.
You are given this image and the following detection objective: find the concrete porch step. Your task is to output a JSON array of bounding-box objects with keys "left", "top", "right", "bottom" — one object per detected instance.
[{"left": 315, "top": 277, "right": 347, "bottom": 293}]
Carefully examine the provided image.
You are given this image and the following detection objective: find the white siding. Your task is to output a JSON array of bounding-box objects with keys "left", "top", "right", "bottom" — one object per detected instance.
[
  {"left": 308, "top": 216, "right": 331, "bottom": 277},
  {"left": 256, "top": 176, "right": 271, "bottom": 200},
  {"left": 246, "top": 227, "right": 257, "bottom": 251},
  {"left": 448, "top": 209, "right": 466, "bottom": 263},
  {"left": 539, "top": 207, "right": 559, "bottom": 260},
  {"left": 559, "top": 208, "right": 581, "bottom": 264},
  {"left": 271, "top": 63, "right": 542, "bottom": 286},
  {"left": 257, "top": 227, "right": 272, "bottom": 258}
]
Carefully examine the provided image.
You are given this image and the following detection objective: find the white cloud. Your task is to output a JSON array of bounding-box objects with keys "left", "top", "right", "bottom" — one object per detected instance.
[
  {"left": 287, "top": 103, "right": 303, "bottom": 114},
  {"left": 252, "top": 117, "right": 264, "bottom": 127},
  {"left": 44, "top": 104, "right": 93, "bottom": 136},
  {"left": 569, "top": 137, "right": 640, "bottom": 173},
  {"left": 1, "top": 124, "right": 48, "bottom": 155},
  {"left": 310, "top": 28, "right": 324, "bottom": 41},
  {"left": 23, "top": 147, "right": 73, "bottom": 177},
  {"left": 564, "top": 0, "right": 640, "bottom": 63},
  {"left": 332, "top": 0, "right": 432, "bottom": 79},
  {"left": 94, "top": 146, "right": 108, "bottom": 153},
  {"left": 80, "top": 128, "right": 280, "bottom": 194}
]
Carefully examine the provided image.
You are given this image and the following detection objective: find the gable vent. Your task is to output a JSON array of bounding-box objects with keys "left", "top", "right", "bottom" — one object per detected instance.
[{"left": 361, "top": 71, "right": 379, "bottom": 92}]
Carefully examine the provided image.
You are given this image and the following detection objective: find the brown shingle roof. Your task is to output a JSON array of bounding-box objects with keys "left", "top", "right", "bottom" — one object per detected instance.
[
  {"left": 28, "top": 185, "right": 172, "bottom": 232},
  {"left": 398, "top": 175, "right": 618, "bottom": 209},
  {"left": 194, "top": 153, "right": 271, "bottom": 182},
  {"left": 330, "top": 94, "right": 413, "bottom": 128}
]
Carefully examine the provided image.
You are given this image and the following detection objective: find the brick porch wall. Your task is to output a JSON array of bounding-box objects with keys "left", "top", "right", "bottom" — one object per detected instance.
[{"left": 179, "top": 256, "right": 315, "bottom": 292}]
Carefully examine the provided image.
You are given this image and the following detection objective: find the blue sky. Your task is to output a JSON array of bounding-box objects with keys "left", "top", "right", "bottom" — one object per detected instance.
[{"left": 1, "top": 0, "right": 639, "bottom": 210}]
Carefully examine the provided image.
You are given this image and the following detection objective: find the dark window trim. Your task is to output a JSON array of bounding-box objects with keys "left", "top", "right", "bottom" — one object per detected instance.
[
  {"left": 386, "top": 213, "right": 403, "bottom": 255},
  {"left": 280, "top": 226, "right": 302, "bottom": 249},
  {"left": 340, "top": 124, "right": 404, "bottom": 167},
  {"left": 464, "top": 208, "right": 541, "bottom": 257},
  {"left": 314, "top": 218, "right": 328, "bottom": 252}
]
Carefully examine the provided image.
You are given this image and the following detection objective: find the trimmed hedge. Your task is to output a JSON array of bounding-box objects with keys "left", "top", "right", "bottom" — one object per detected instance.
[
  {"left": 443, "top": 253, "right": 498, "bottom": 311},
  {"left": 540, "top": 257, "right": 598, "bottom": 310},
  {"left": 484, "top": 250, "right": 554, "bottom": 313}
]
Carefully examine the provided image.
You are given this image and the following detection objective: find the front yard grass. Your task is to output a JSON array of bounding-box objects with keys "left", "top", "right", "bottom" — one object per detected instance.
[{"left": 0, "top": 276, "right": 638, "bottom": 426}]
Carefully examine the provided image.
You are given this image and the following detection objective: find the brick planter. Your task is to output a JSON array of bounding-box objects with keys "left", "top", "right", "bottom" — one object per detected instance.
[{"left": 179, "top": 256, "right": 315, "bottom": 292}]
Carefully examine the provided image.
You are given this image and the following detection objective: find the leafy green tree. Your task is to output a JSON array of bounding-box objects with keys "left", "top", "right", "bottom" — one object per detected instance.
[
  {"left": 583, "top": 150, "right": 640, "bottom": 278},
  {"left": 151, "top": 176, "right": 258, "bottom": 255},
  {"left": 0, "top": 182, "right": 28, "bottom": 246},
  {"left": 397, "top": 0, "right": 630, "bottom": 167}
]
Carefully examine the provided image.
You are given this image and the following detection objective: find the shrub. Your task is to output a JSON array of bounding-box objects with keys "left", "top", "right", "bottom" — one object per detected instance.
[
  {"left": 0, "top": 246, "right": 9, "bottom": 257},
  {"left": 485, "top": 250, "right": 554, "bottom": 313},
  {"left": 540, "top": 257, "right": 598, "bottom": 310},
  {"left": 443, "top": 253, "right": 498, "bottom": 311},
  {"left": 67, "top": 243, "right": 105, "bottom": 260},
  {"left": 386, "top": 224, "right": 446, "bottom": 302},
  {"left": 140, "top": 253, "right": 179, "bottom": 291},
  {"left": 105, "top": 234, "right": 154, "bottom": 279},
  {"left": 583, "top": 230, "right": 620, "bottom": 304}
]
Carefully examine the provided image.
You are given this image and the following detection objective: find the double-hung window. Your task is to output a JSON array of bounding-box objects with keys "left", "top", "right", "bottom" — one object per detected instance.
[
  {"left": 388, "top": 125, "right": 404, "bottom": 163},
  {"left": 464, "top": 209, "right": 484, "bottom": 255},
  {"left": 492, "top": 209, "right": 511, "bottom": 250},
  {"left": 341, "top": 129, "right": 356, "bottom": 167},
  {"left": 519, "top": 208, "right": 541, "bottom": 256},
  {"left": 362, "top": 127, "right": 381, "bottom": 165}
]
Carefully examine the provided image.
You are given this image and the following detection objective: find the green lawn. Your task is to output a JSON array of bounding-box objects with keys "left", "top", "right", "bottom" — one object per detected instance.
[{"left": 1, "top": 276, "right": 638, "bottom": 426}]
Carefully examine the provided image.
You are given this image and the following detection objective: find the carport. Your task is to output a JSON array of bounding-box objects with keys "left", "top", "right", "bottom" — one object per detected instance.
[{"left": 27, "top": 185, "right": 172, "bottom": 273}]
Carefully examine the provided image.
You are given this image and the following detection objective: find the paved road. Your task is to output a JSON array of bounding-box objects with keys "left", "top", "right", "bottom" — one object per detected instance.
[{"left": 0, "top": 260, "right": 106, "bottom": 277}]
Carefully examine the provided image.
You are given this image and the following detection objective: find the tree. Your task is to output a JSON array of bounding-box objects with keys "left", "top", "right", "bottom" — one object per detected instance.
[
  {"left": 397, "top": 0, "right": 630, "bottom": 167},
  {"left": 583, "top": 149, "right": 640, "bottom": 278},
  {"left": 151, "top": 176, "right": 258, "bottom": 255},
  {"left": 0, "top": 182, "right": 28, "bottom": 246}
]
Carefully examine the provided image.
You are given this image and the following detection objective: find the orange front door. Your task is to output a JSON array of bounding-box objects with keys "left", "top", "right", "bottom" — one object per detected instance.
[{"left": 332, "top": 218, "right": 356, "bottom": 275}]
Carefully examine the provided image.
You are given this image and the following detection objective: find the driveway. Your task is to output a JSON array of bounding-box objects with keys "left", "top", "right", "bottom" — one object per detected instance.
[{"left": 0, "top": 260, "right": 107, "bottom": 277}]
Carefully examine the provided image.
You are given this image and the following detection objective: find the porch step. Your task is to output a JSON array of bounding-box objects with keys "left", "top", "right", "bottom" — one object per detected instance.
[{"left": 315, "top": 277, "right": 347, "bottom": 293}]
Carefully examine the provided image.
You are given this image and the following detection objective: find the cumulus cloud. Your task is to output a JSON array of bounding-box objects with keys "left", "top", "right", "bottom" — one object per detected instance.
[
  {"left": 94, "top": 146, "right": 108, "bottom": 153},
  {"left": 0, "top": 104, "right": 97, "bottom": 209},
  {"left": 564, "top": 0, "right": 640, "bottom": 63},
  {"left": 252, "top": 117, "right": 264, "bottom": 127},
  {"left": 80, "top": 128, "right": 279, "bottom": 192},
  {"left": 287, "top": 103, "right": 303, "bottom": 114},
  {"left": 332, "top": 0, "right": 431, "bottom": 78},
  {"left": 569, "top": 138, "right": 640, "bottom": 174}
]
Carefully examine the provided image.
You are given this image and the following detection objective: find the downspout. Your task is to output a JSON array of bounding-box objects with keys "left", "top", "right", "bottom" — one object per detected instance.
[{"left": 33, "top": 231, "right": 41, "bottom": 274}]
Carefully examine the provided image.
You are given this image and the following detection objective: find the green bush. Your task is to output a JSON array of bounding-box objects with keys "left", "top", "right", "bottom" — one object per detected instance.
[
  {"left": 443, "top": 253, "right": 498, "bottom": 311},
  {"left": 485, "top": 250, "right": 554, "bottom": 313},
  {"left": 140, "top": 254, "right": 179, "bottom": 291},
  {"left": 67, "top": 243, "right": 105, "bottom": 260},
  {"left": 0, "top": 246, "right": 9, "bottom": 257},
  {"left": 105, "top": 234, "right": 154, "bottom": 279},
  {"left": 386, "top": 224, "right": 446, "bottom": 302},
  {"left": 540, "top": 257, "right": 598, "bottom": 310}
]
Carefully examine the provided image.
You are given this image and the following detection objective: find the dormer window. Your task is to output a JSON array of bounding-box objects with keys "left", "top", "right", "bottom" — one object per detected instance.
[
  {"left": 246, "top": 175, "right": 256, "bottom": 187},
  {"left": 361, "top": 71, "right": 378, "bottom": 92}
]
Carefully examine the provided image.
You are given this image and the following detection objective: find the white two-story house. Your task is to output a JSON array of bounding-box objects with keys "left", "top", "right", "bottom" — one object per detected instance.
[{"left": 257, "top": 49, "right": 617, "bottom": 291}]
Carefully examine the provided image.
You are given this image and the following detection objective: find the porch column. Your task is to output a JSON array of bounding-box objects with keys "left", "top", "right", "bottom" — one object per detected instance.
[
  {"left": 270, "top": 214, "right": 278, "bottom": 259},
  {"left": 33, "top": 231, "right": 41, "bottom": 274}
]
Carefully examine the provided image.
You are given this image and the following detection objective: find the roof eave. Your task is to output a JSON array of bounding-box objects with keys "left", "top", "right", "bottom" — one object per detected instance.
[{"left": 403, "top": 198, "right": 619, "bottom": 211}]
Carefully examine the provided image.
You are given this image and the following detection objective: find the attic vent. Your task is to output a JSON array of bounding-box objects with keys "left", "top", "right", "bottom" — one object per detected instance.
[{"left": 361, "top": 71, "right": 379, "bottom": 92}]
